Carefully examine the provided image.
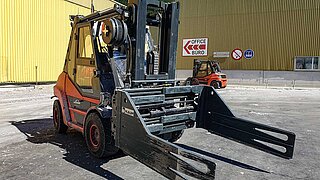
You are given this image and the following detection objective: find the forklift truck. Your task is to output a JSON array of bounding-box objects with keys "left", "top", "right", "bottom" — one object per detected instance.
[
  {"left": 52, "top": 1, "right": 295, "bottom": 179},
  {"left": 186, "top": 60, "right": 228, "bottom": 89}
]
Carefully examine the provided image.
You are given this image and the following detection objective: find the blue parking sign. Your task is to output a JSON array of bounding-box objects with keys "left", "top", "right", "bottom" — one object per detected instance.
[{"left": 244, "top": 49, "right": 254, "bottom": 59}]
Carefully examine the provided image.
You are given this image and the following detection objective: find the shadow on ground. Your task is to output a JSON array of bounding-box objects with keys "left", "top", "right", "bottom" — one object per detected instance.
[
  {"left": 11, "top": 118, "right": 125, "bottom": 180},
  {"left": 175, "top": 143, "right": 269, "bottom": 173},
  {"left": 10, "top": 118, "right": 270, "bottom": 179}
]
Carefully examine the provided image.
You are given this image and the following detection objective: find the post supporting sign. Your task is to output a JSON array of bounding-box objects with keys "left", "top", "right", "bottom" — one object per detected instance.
[{"left": 183, "top": 38, "right": 208, "bottom": 56}]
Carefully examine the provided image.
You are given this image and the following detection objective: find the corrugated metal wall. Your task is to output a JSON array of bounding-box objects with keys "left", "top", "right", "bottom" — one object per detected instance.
[
  {"left": 177, "top": 0, "right": 320, "bottom": 71},
  {"left": 0, "top": 0, "right": 114, "bottom": 83}
]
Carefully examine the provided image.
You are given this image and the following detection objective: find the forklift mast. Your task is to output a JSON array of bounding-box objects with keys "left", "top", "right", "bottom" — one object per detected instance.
[
  {"left": 54, "top": 0, "right": 296, "bottom": 179},
  {"left": 127, "top": 0, "right": 179, "bottom": 83}
]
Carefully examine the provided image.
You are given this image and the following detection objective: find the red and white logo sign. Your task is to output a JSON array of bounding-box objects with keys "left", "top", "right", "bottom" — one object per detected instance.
[
  {"left": 232, "top": 48, "right": 243, "bottom": 60},
  {"left": 183, "top": 38, "right": 208, "bottom": 56}
]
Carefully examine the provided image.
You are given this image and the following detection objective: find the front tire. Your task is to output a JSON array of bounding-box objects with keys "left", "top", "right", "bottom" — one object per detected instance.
[
  {"left": 85, "top": 113, "right": 118, "bottom": 158},
  {"left": 53, "top": 100, "right": 68, "bottom": 134},
  {"left": 168, "top": 130, "right": 184, "bottom": 142},
  {"left": 210, "top": 81, "right": 221, "bottom": 89}
]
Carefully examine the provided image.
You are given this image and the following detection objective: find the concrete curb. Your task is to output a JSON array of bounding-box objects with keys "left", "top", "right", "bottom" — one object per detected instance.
[
  {"left": 0, "top": 84, "right": 54, "bottom": 92},
  {"left": 226, "top": 84, "right": 320, "bottom": 90}
]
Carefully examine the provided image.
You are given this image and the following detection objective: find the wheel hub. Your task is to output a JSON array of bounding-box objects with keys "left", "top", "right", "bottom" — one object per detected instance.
[{"left": 89, "top": 125, "right": 100, "bottom": 148}]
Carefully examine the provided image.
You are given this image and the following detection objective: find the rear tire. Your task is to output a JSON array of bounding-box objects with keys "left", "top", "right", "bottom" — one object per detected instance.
[
  {"left": 168, "top": 130, "right": 184, "bottom": 143},
  {"left": 85, "top": 113, "right": 118, "bottom": 158},
  {"left": 210, "top": 81, "right": 221, "bottom": 89},
  {"left": 185, "top": 77, "right": 199, "bottom": 85},
  {"left": 53, "top": 100, "right": 68, "bottom": 134}
]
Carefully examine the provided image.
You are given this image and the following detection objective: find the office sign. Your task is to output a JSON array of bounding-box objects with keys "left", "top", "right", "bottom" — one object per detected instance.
[{"left": 183, "top": 38, "right": 208, "bottom": 56}]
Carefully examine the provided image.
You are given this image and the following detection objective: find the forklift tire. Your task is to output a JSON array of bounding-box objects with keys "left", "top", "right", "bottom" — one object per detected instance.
[
  {"left": 85, "top": 113, "right": 118, "bottom": 158},
  {"left": 168, "top": 130, "right": 184, "bottom": 143},
  {"left": 210, "top": 81, "right": 221, "bottom": 89},
  {"left": 185, "top": 77, "right": 199, "bottom": 85},
  {"left": 53, "top": 100, "right": 68, "bottom": 134}
]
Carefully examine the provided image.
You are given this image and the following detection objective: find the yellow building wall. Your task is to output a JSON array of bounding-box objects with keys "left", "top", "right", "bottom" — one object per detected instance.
[
  {"left": 177, "top": 0, "right": 320, "bottom": 71},
  {"left": 0, "top": 0, "right": 114, "bottom": 83}
]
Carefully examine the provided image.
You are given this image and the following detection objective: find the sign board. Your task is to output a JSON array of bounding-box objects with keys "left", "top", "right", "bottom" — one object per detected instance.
[
  {"left": 183, "top": 38, "right": 208, "bottom": 56},
  {"left": 231, "top": 48, "right": 243, "bottom": 60},
  {"left": 244, "top": 49, "right": 254, "bottom": 59},
  {"left": 213, "top": 52, "right": 230, "bottom": 58}
]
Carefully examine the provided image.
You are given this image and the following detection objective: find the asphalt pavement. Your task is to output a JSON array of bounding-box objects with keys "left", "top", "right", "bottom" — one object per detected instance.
[{"left": 0, "top": 85, "right": 319, "bottom": 180}]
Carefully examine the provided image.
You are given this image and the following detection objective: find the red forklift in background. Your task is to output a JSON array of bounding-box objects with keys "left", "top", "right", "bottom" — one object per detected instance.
[{"left": 186, "top": 59, "right": 227, "bottom": 89}]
